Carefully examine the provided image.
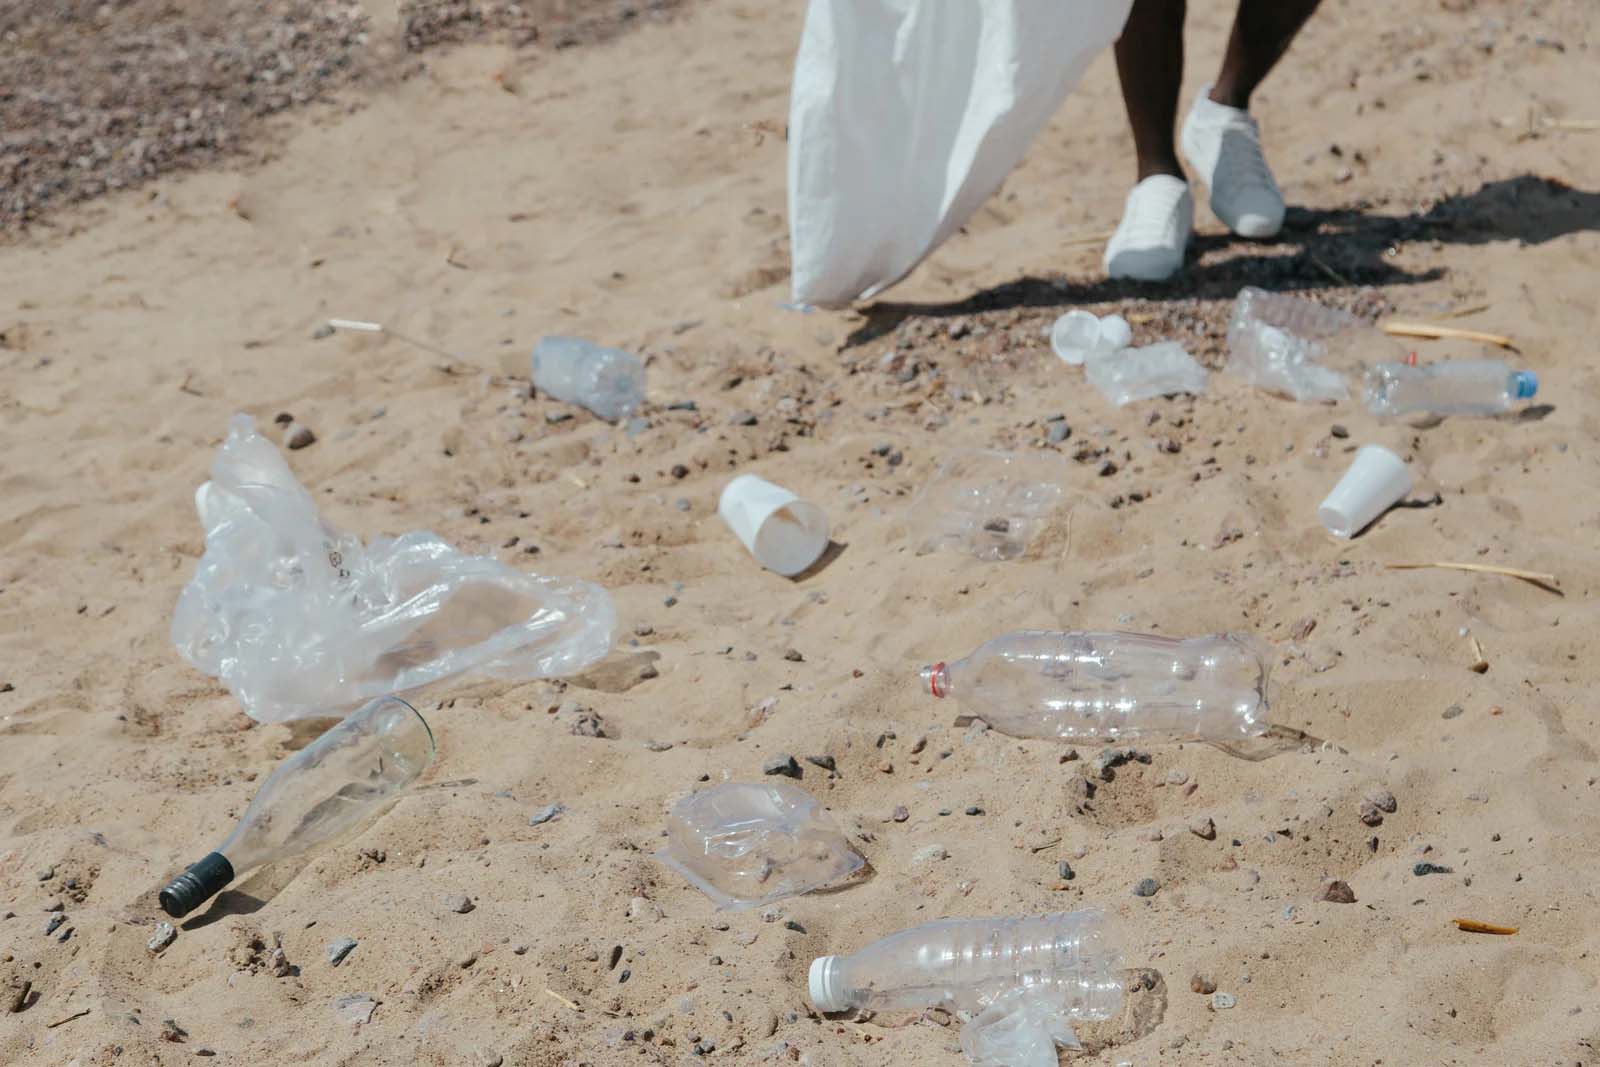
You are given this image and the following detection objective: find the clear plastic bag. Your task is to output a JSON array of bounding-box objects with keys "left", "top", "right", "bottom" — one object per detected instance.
[
  {"left": 959, "top": 986, "right": 1086, "bottom": 1067},
  {"left": 172, "top": 415, "right": 616, "bottom": 723},
  {"left": 909, "top": 450, "right": 1067, "bottom": 561},
  {"left": 655, "top": 781, "right": 864, "bottom": 910}
]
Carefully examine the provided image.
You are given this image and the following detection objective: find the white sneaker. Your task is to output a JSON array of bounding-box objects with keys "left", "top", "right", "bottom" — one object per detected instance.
[
  {"left": 1103, "top": 175, "right": 1193, "bottom": 282},
  {"left": 1180, "top": 87, "right": 1285, "bottom": 238}
]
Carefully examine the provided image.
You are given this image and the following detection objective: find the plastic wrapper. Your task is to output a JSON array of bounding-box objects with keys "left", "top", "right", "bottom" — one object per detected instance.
[
  {"left": 909, "top": 450, "right": 1067, "bottom": 562},
  {"left": 172, "top": 415, "right": 616, "bottom": 723},
  {"left": 959, "top": 986, "right": 1085, "bottom": 1067},
  {"left": 655, "top": 782, "right": 863, "bottom": 910}
]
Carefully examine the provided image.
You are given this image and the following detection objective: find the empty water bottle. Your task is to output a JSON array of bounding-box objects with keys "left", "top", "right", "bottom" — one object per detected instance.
[
  {"left": 1224, "top": 287, "right": 1375, "bottom": 402},
  {"left": 922, "top": 630, "right": 1269, "bottom": 741},
  {"left": 1084, "top": 342, "right": 1207, "bottom": 406},
  {"left": 808, "top": 911, "right": 1123, "bottom": 1017},
  {"left": 909, "top": 450, "right": 1067, "bottom": 562},
  {"left": 531, "top": 336, "right": 646, "bottom": 421},
  {"left": 1050, "top": 311, "right": 1132, "bottom": 365},
  {"left": 1363, "top": 359, "right": 1537, "bottom": 417}
]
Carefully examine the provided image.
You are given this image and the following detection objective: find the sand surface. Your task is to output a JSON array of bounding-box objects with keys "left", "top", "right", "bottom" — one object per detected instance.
[{"left": 3, "top": 1, "right": 1599, "bottom": 1064}]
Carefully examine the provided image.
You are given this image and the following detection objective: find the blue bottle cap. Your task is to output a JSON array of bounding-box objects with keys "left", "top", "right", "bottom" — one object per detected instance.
[{"left": 1512, "top": 370, "right": 1538, "bottom": 399}]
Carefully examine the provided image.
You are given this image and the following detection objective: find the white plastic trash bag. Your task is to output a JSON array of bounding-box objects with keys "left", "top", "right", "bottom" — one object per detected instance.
[
  {"left": 172, "top": 415, "right": 616, "bottom": 723},
  {"left": 787, "top": 0, "right": 1133, "bottom": 307}
]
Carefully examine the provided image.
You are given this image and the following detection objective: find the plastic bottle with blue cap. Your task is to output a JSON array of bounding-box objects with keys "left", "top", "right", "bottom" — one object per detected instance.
[{"left": 1364, "top": 359, "right": 1538, "bottom": 417}]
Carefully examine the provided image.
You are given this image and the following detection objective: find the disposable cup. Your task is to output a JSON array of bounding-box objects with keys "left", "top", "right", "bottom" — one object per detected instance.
[
  {"left": 719, "top": 475, "right": 829, "bottom": 576},
  {"left": 1318, "top": 445, "right": 1412, "bottom": 538}
]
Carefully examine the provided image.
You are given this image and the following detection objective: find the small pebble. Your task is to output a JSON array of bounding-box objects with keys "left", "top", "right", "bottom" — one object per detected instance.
[
  {"left": 44, "top": 914, "right": 65, "bottom": 936},
  {"left": 285, "top": 422, "right": 316, "bottom": 450},
  {"left": 1442, "top": 704, "right": 1463, "bottom": 720},
  {"left": 912, "top": 845, "right": 949, "bottom": 864},
  {"left": 147, "top": 922, "right": 177, "bottom": 955},
  {"left": 528, "top": 803, "right": 564, "bottom": 826},
  {"left": 1413, "top": 862, "right": 1453, "bottom": 876},
  {"left": 1165, "top": 769, "right": 1189, "bottom": 786},
  {"left": 891, "top": 806, "right": 909, "bottom": 823},
  {"left": 1046, "top": 420, "right": 1072, "bottom": 444},
  {"left": 1319, "top": 880, "right": 1357, "bottom": 904},
  {"left": 444, "top": 894, "right": 475, "bottom": 914},
  {"left": 784, "top": 649, "right": 804, "bottom": 662},
  {"left": 326, "top": 938, "right": 358, "bottom": 966},
  {"left": 513, "top": 944, "right": 529, "bottom": 955},
  {"left": 1132, "top": 878, "right": 1160, "bottom": 898},
  {"left": 1330, "top": 424, "right": 1350, "bottom": 439},
  {"left": 670, "top": 464, "right": 689, "bottom": 480},
  {"left": 1358, "top": 802, "right": 1385, "bottom": 827},
  {"left": 37, "top": 866, "right": 54, "bottom": 882},
  {"left": 804, "top": 755, "right": 836, "bottom": 772},
  {"left": 457, "top": 951, "right": 478, "bottom": 969},
  {"left": 643, "top": 740, "right": 673, "bottom": 752},
  {"left": 1211, "top": 992, "right": 1237, "bottom": 1010},
  {"left": 729, "top": 411, "right": 758, "bottom": 426},
  {"left": 762, "top": 754, "right": 802, "bottom": 779},
  {"left": 479, "top": 1053, "right": 504, "bottom": 1067},
  {"left": 1057, "top": 860, "right": 1075, "bottom": 881},
  {"left": 633, "top": 623, "right": 655, "bottom": 637},
  {"left": 1366, "top": 790, "right": 1398, "bottom": 813},
  {"left": 333, "top": 993, "right": 376, "bottom": 1025},
  {"left": 312, "top": 323, "right": 336, "bottom": 340},
  {"left": 1189, "top": 816, "right": 1217, "bottom": 840},
  {"left": 1190, "top": 974, "right": 1217, "bottom": 995},
  {"left": 964, "top": 805, "right": 983, "bottom": 816}
]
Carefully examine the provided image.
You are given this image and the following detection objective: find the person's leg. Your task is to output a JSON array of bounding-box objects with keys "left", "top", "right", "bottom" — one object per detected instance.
[
  {"left": 1114, "top": 0, "right": 1187, "bottom": 181},
  {"left": 1180, "top": 0, "right": 1321, "bottom": 237},
  {"left": 1104, "top": 0, "right": 1194, "bottom": 281},
  {"left": 1210, "top": 0, "right": 1322, "bottom": 108}
]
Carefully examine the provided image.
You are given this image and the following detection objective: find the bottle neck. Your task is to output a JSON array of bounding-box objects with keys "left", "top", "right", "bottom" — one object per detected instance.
[{"left": 921, "top": 662, "right": 952, "bottom": 699}]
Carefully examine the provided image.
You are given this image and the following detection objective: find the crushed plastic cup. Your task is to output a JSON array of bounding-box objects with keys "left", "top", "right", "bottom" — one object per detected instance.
[
  {"left": 718, "top": 474, "right": 829, "bottom": 577},
  {"left": 655, "top": 781, "right": 863, "bottom": 909},
  {"left": 1318, "top": 444, "right": 1413, "bottom": 538}
]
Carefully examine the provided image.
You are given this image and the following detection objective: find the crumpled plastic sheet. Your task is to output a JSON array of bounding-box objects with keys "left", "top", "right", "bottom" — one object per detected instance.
[
  {"left": 655, "top": 781, "right": 863, "bottom": 910},
  {"left": 172, "top": 415, "right": 615, "bottom": 723},
  {"left": 959, "top": 985, "right": 1085, "bottom": 1067}
]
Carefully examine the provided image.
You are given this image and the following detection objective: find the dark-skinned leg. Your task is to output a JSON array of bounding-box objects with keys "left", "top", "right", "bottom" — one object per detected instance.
[
  {"left": 1114, "top": 0, "right": 1187, "bottom": 182},
  {"left": 1209, "top": 0, "right": 1322, "bottom": 109}
]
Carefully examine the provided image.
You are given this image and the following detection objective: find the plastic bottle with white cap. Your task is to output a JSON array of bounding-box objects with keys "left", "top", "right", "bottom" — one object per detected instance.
[
  {"left": 807, "top": 911, "right": 1122, "bottom": 1017},
  {"left": 1317, "top": 444, "right": 1413, "bottom": 538}
]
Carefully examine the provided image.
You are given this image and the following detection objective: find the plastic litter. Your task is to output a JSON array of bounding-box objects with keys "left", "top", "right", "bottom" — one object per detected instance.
[
  {"left": 807, "top": 911, "right": 1123, "bottom": 1017},
  {"left": 1051, "top": 311, "right": 1132, "bottom": 366},
  {"left": 718, "top": 475, "right": 830, "bottom": 577},
  {"left": 656, "top": 781, "right": 863, "bottom": 910},
  {"left": 1363, "top": 359, "right": 1538, "bottom": 417},
  {"left": 531, "top": 336, "right": 646, "bottom": 421},
  {"left": 960, "top": 986, "right": 1085, "bottom": 1067},
  {"left": 922, "top": 630, "right": 1270, "bottom": 741},
  {"left": 1317, "top": 444, "right": 1413, "bottom": 538},
  {"left": 909, "top": 450, "right": 1067, "bottom": 561},
  {"left": 1224, "top": 287, "right": 1367, "bottom": 403},
  {"left": 158, "top": 696, "right": 434, "bottom": 917},
  {"left": 787, "top": 0, "right": 1134, "bottom": 306},
  {"left": 172, "top": 415, "right": 615, "bottom": 723},
  {"left": 1084, "top": 341, "right": 1209, "bottom": 406}
]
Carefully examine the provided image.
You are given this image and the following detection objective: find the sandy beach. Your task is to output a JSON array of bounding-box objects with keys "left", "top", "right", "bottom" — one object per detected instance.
[{"left": 3, "top": 1, "right": 1599, "bottom": 1064}]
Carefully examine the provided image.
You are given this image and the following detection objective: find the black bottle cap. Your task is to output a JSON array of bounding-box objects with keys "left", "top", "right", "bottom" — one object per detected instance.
[{"left": 158, "top": 852, "right": 235, "bottom": 918}]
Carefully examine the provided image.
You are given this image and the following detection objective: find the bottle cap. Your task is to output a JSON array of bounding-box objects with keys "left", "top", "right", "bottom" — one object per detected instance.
[
  {"left": 1098, "top": 314, "right": 1133, "bottom": 351},
  {"left": 1317, "top": 445, "right": 1413, "bottom": 539},
  {"left": 158, "top": 852, "right": 235, "bottom": 918},
  {"left": 718, "top": 475, "right": 829, "bottom": 577},
  {"left": 808, "top": 956, "right": 843, "bottom": 1012},
  {"left": 1512, "top": 370, "right": 1538, "bottom": 399}
]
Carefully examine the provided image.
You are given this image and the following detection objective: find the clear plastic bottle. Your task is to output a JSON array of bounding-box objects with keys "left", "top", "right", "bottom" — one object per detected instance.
[
  {"left": 158, "top": 696, "right": 435, "bottom": 917},
  {"left": 922, "top": 630, "right": 1269, "bottom": 741},
  {"left": 1363, "top": 359, "right": 1537, "bottom": 417},
  {"left": 1225, "top": 287, "right": 1374, "bottom": 402},
  {"left": 531, "top": 336, "right": 646, "bottom": 421},
  {"left": 808, "top": 911, "right": 1123, "bottom": 1017}
]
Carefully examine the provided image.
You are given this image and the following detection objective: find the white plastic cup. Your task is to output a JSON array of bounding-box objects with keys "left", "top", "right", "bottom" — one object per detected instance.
[
  {"left": 718, "top": 475, "right": 829, "bottom": 576},
  {"left": 1318, "top": 445, "right": 1413, "bottom": 538}
]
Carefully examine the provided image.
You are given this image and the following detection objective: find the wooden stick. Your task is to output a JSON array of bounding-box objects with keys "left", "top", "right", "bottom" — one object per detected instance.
[
  {"left": 1062, "top": 231, "right": 1114, "bottom": 248},
  {"left": 1379, "top": 320, "right": 1515, "bottom": 349},
  {"left": 1435, "top": 303, "right": 1490, "bottom": 320},
  {"left": 47, "top": 1008, "right": 91, "bottom": 1028},
  {"left": 1386, "top": 561, "right": 1562, "bottom": 595},
  {"left": 1467, "top": 635, "right": 1489, "bottom": 674},
  {"left": 544, "top": 989, "right": 581, "bottom": 1012},
  {"left": 1309, "top": 254, "right": 1352, "bottom": 288},
  {"left": 1454, "top": 918, "right": 1518, "bottom": 935},
  {"left": 1541, "top": 117, "right": 1600, "bottom": 132}
]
